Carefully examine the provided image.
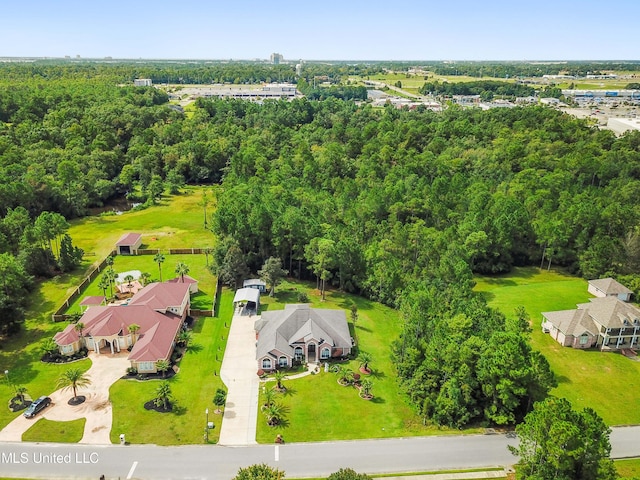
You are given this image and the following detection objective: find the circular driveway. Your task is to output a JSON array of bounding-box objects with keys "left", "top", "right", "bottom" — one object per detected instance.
[{"left": 0, "top": 352, "right": 129, "bottom": 444}]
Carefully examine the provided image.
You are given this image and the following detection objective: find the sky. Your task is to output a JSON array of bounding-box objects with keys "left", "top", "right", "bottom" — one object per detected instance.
[{"left": 2, "top": 0, "right": 639, "bottom": 61}]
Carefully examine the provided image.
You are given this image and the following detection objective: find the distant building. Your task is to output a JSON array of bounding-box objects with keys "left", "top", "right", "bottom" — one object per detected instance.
[
  {"left": 134, "top": 79, "right": 152, "bottom": 87},
  {"left": 270, "top": 53, "right": 284, "bottom": 65}
]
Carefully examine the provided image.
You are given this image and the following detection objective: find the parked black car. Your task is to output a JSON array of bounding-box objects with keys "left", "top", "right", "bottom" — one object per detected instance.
[{"left": 23, "top": 396, "right": 51, "bottom": 418}]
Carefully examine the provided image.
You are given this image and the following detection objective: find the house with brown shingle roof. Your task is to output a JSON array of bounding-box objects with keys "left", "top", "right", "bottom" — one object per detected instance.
[
  {"left": 588, "top": 277, "right": 633, "bottom": 302},
  {"left": 542, "top": 296, "right": 640, "bottom": 350},
  {"left": 255, "top": 304, "right": 352, "bottom": 371},
  {"left": 54, "top": 281, "right": 191, "bottom": 373}
]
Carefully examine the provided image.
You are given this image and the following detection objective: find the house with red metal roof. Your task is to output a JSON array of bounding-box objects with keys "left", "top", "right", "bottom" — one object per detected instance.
[
  {"left": 54, "top": 281, "right": 191, "bottom": 374},
  {"left": 115, "top": 233, "right": 142, "bottom": 255}
]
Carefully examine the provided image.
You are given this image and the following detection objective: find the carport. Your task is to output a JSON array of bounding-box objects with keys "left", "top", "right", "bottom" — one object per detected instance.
[{"left": 232, "top": 288, "right": 260, "bottom": 314}]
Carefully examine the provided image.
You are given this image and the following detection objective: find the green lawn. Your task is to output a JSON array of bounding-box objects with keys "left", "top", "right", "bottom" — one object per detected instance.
[
  {"left": 616, "top": 458, "right": 640, "bottom": 478},
  {"left": 22, "top": 418, "right": 85, "bottom": 443},
  {"left": 108, "top": 289, "right": 232, "bottom": 445},
  {"left": 255, "top": 281, "right": 476, "bottom": 443},
  {"left": 475, "top": 267, "right": 640, "bottom": 425}
]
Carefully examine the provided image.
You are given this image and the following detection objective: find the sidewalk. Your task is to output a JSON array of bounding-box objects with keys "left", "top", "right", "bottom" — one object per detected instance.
[
  {"left": 382, "top": 472, "right": 507, "bottom": 480},
  {"left": 218, "top": 309, "right": 259, "bottom": 445}
]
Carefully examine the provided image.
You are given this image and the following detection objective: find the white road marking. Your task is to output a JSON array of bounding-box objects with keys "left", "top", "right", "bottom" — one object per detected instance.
[
  {"left": 127, "top": 461, "right": 138, "bottom": 479},
  {"left": 275, "top": 445, "right": 279, "bottom": 461}
]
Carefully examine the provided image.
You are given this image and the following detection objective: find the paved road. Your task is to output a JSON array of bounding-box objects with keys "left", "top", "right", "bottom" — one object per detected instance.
[{"left": 1, "top": 426, "right": 639, "bottom": 480}]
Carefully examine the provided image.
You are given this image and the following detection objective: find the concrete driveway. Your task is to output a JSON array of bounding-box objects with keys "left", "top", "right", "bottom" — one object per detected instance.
[
  {"left": 218, "top": 309, "right": 259, "bottom": 445},
  {"left": 0, "top": 352, "right": 129, "bottom": 444}
]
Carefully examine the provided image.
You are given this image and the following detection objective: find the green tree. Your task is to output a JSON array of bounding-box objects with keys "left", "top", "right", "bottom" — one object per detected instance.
[
  {"left": 232, "top": 464, "right": 284, "bottom": 480},
  {"left": 124, "top": 274, "right": 134, "bottom": 293},
  {"left": 58, "top": 234, "right": 84, "bottom": 272},
  {"left": 154, "top": 253, "right": 165, "bottom": 282},
  {"left": 175, "top": 261, "right": 190, "bottom": 282},
  {"left": 510, "top": 397, "right": 616, "bottom": 480},
  {"left": 262, "top": 403, "right": 285, "bottom": 426},
  {"left": 156, "top": 359, "right": 170, "bottom": 378},
  {"left": 140, "top": 272, "right": 152, "bottom": 286},
  {"left": 305, "top": 237, "right": 335, "bottom": 301},
  {"left": 258, "top": 257, "right": 288, "bottom": 297},
  {"left": 98, "top": 275, "right": 110, "bottom": 299},
  {"left": 154, "top": 381, "right": 173, "bottom": 410},
  {"left": 213, "top": 388, "right": 227, "bottom": 412},
  {"left": 128, "top": 323, "right": 140, "bottom": 346},
  {"left": 273, "top": 370, "right": 286, "bottom": 390},
  {"left": 56, "top": 368, "right": 92, "bottom": 401},
  {"left": 74, "top": 322, "right": 85, "bottom": 346},
  {"left": 357, "top": 352, "right": 372, "bottom": 373},
  {"left": 327, "top": 468, "right": 371, "bottom": 480}
]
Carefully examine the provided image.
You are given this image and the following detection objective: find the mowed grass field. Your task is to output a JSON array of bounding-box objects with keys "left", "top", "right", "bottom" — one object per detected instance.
[
  {"left": 475, "top": 267, "right": 640, "bottom": 425},
  {"left": 255, "top": 281, "right": 476, "bottom": 443},
  {"left": 22, "top": 418, "right": 85, "bottom": 443}
]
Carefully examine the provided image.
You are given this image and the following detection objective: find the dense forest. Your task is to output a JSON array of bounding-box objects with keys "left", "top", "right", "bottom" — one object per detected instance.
[{"left": 2, "top": 61, "right": 640, "bottom": 426}]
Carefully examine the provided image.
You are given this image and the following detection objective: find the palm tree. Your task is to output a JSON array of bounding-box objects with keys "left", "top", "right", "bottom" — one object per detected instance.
[
  {"left": 273, "top": 370, "right": 286, "bottom": 391},
  {"left": 175, "top": 262, "right": 190, "bottom": 283},
  {"left": 105, "top": 267, "right": 117, "bottom": 298},
  {"left": 56, "top": 368, "right": 91, "bottom": 401},
  {"left": 124, "top": 274, "right": 134, "bottom": 293},
  {"left": 140, "top": 272, "right": 152, "bottom": 286},
  {"left": 154, "top": 381, "right": 173, "bottom": 410},
  {"left": 177, "top": 330, "right": 192, "bottom": 348},
  {"left": 156, "top": 359, "right": 170, "bottom": 378},
  {"left": 98, "top": 275, "right": 110, "bottom": 299},
  {"left": 332, "top": 365, "right": 353, "bottom": 386},
  {"left": 262, "top": 387, "right": 276, "bottom": 408},
  {"left": 128, "top": 324, "right": 140, "bottom": 346},
  {"left": 360, "top": 378, "right": 373, "bottom": 399},
  {"left": 74, "top": 322, "right": 85, "bottom": 348},
  {"left": 154, "top": 253, "right": 165, "bottom": 282},
  {"left": 14, "top": 385, "right": 27, "bottom": 403},
  {"left": 358, "top": 352, "right": 372, "bottom": 374},
  {"left": 262, "top": 403, "right": 284, "bottom": 426}
]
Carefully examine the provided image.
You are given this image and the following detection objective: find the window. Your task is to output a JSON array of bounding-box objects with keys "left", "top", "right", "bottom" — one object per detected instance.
[
  {"left": 321, "top": 348, "right": 331, "bottom": 360},
  {"left": 262, "top": 358, "right": 272, "bottom": 370},
  {"left": 61, "top": 344, "right": 74, "bottom": 354},
  {"left": 138, "top": 361, "right": 155, "bottom": 372},
  {"left": 294, "top": 347, "right": 303, "bottom": 360},
  {"left": 279, "top": 356, "right": 288, "bottom": 368},
  {"left": 579, "top": 334, "right": 589, "bottom": 345}
]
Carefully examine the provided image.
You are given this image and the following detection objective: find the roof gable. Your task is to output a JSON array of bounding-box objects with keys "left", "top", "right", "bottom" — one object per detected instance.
[
  {"left": 129, "top": 282, "right": 190, "bottom": 310},
  {"left": 116, "top": 233, "right": 142, "bottom": 246},
  {"left": 589, "top": 278, "right": 632, "bottom": 295},
  {"left": 256, "top": 304, "right": 350, "bottom": 359}
]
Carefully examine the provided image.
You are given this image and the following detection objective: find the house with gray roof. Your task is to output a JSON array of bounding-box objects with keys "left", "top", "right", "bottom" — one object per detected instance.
[
  {"left": 255, "top": 304, "right": 352, "bottom": 371},
  {"left": 542, "top": 296, "right": 640, "bottom": 350},
  {"left": 588, "top": 278, "right": 633, "bottom": 302}
]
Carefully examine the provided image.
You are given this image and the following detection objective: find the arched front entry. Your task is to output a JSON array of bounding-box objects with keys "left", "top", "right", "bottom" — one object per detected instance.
[{"left": 307, "top": 343, "right": 316, "bottom": 362}]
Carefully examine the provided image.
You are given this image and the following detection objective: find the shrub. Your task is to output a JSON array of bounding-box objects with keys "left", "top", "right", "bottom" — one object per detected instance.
[
  {"left": 297, "top": 291, "right": 309, "bottom": 303},
  {"left": 126, "top": 367, "right": 138, "bottom": 376}
]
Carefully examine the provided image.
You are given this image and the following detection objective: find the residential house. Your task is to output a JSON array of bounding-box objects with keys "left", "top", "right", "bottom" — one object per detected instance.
[
  {"left": 115, "top": 233, "right": 142, "bottom": 255},
  {"left": 588, "top": 278, "right": 633, "bottom": 302},
  {"left": 255, "top": 304, "right": 352, "bottom": 371},
  {"left": 79, "top": 296, "right": 105, "bottom": 312},
  {"left": 542, "top": 296, "right": 640, "bottom": 350},
  {"left": 54, "top": 282, "right": 191, "bottom": 373}
]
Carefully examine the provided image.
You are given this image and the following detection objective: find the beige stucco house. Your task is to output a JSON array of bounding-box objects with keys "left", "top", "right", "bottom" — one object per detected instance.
[{"left": 54, "top": 281, "right": 191, "bottom": 373}]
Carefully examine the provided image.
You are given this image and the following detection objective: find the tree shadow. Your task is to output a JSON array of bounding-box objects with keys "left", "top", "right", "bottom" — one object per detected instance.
[
  {"left": 370, "top": 370, "right": 386, "bottom": 380},
  {"left": 555, "top": 374, "right": 571, "bottom": 385},
  {"left": 281, "top": 387, "right": 297, "bottom": 398},
  {"left": 370, "top": 396, "right": 386, "bottom": 404},
  {"left": 191, "top": 318, "right": 204, "bottom": 334},
  {"left": 172, "top": 404, "right": 187, "bottom": 416},
  {"left": 186, "top": 343, "right": 203, "bottom": 354}
]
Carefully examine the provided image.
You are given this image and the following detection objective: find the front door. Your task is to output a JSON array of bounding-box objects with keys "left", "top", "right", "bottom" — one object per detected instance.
[{"left": 308, "top": 343, "right": 316, "bottom": 362}]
